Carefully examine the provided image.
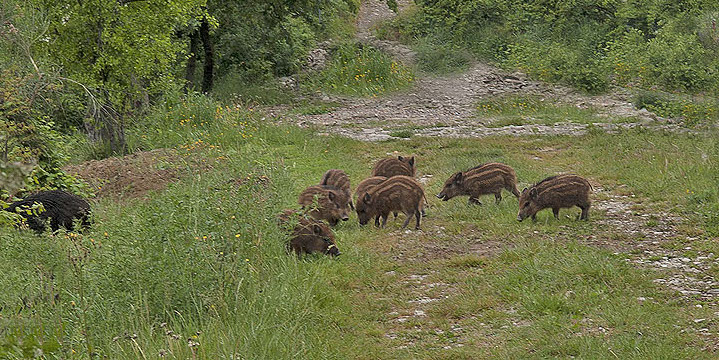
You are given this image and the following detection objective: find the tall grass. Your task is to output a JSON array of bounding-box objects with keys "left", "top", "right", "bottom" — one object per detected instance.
[
  {"left": 308, "top": 42, "right": 415, "bottom": 97},
  {"left": 1, "top": 94, "right": 718, "bottom": 358}
]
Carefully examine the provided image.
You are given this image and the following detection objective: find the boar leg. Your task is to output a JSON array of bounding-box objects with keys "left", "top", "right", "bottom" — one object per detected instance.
[
  {"left": 552, "top": 208, "right": 560, "bottom": 219},
  {"left": 381, "top": 214, "right": 389, "bottom": 228},
  {"left": 402, "top": 211, "right": 412, "bottom": 229},
  {"left": 511, "top": 185, "right": 521, "bottom": 198},
  {"left": 579, "top": 205, "right": 590, "bottom": 220},
  {"left": 393, "top": 212, "right": 398, "bottom": 219},
  {"left": 494, "top": 192, "right": 502, "bottom": 204},
  {"left": 415, "top": 209, "right": 421, "bottom": 230},
  {"left": 531, "top": 214, "right": 537, "bottom": 222},
  {"left": 468, "top": 197, "right": 482, "bottom": 205},
  {"left": 374, "top": 216, "right": 381, "bottom": 227}
]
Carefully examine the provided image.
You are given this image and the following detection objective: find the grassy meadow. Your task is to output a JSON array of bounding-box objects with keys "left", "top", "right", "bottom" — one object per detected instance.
[{"left": 1, "top": 92, "right": 718, "bottom": 358}]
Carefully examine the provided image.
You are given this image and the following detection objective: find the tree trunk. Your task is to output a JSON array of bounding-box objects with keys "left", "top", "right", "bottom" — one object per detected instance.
[
  {"left": 84, "top": 96, "right": 126, "bottom": 156},
  {"left": 200, "top": 17, "right": 214, "bottom": 94},
  {"left": 185, "top": 28, "right": 200, "bottom": 93}
]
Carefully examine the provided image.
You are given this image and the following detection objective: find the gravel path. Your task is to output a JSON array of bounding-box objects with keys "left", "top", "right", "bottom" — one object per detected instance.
[{"left": 270, "top": 0, "right": 688, "bottom": 141}]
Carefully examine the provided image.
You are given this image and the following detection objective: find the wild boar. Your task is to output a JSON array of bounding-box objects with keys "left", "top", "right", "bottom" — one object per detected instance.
[
  {"left": 320, "top": 169, "right": 353, "bottom": 210},
  {"left": 298, "top": 185, "right": 351, "bottom": 226},
  {"left": 371, "top": 156, "right": 416, "bottom": 177},
  {"left": 354, "top": 176, "right": 387, "bottom": 204},
  {"left": 517, "top": 174, "right": 592, "bottom": 222},
  {"left": 437, "top": 162, "right": 520, "bottom": 205},
  {"left": 5, "top": 190, "right": 91, "bottom": 233},
  {"left": 356, "top": 175, "right": 424, "bottom": 229},
  {"left": 278, "top": 210, "right": 340, "bottom": 256}
]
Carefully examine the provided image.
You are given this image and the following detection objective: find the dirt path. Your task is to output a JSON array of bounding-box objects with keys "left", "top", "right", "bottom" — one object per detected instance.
[{"left": 272, "top": 0, "right": 689, "bottom": 141}]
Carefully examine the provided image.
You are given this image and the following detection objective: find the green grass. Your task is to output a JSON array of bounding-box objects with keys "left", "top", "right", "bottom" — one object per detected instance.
[
  {"left": 413, "top": 36, "right": 473, "bottom": 75},
  {"left": 1, "top": 94, "right": 718, "bottom": 358},
  {"left": 476, "top": 94, "right": 616, "bottom": 127},
  {"left": 633, "top": 90, "right": 719, "bottom": 128},
  {"left": 388, "top": 129, "right": 414, "bottom": 138},
  {"left": 306, "top": 42, "right": 415, "bottom": 97},
  {"left": 211, "top": 75, "right": 295, "bottom": 106}
]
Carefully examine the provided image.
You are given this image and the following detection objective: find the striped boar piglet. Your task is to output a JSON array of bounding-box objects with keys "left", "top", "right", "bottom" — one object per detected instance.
[
  {"left": 320, "top": 169, "right": 353, "bottom": 210},
  {"left": 371, "top": 156, "right": 416, "bottom": 177},
  {"left": 356, "top": 175, "right": 424, "bottom": 229},
  {"left": 278, "top": 210, "right": 340, "bottom": 256},
  {"left": 298, "top": 185, "right": 351, "bottom": 226},
  {"left": 517, "top": 174, "right": 592, "bottom": 222},
  {"left": 437, "top": 162, "right": 520, "bottom": 205}
]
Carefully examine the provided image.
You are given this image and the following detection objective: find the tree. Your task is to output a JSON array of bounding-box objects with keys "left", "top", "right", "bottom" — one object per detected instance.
[{"left": 33, "top": 0, "right": 206, "bottom": 154}]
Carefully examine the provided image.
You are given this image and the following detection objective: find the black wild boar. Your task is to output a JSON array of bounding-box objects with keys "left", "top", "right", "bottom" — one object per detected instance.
[
  {"left": 356, "top": 175, "right": 424, "bottom": 229},
  {"left": 298, "top": 185, "right": 351, "bottom": 226},
  {"left": 320, "top": 169, "right": 353, "bottom": 210},
  {"left": 517, "top": 174, "right": 592, "bottom": 222},
  {"left": 5, "top": 190, "right": 90, "bottom": 233},
  {"left": 437, "top": 162, "right": 520, "bottom": 205},
  {"left": 371, "top": 156, "right": 416, "bottom": 177},
  {"left": 5, "top": 190, "right": 91, "bottom": 233},
  {"left": 278, "top": 210, "right": 341, "bottom": 256}
]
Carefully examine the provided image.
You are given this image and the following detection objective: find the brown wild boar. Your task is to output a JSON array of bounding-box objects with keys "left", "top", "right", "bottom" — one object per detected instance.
[
  {"left": 371, "top": 156, "right": 416, "bottom": 177},
  {"left": 278, "top": 210, "right": 340, "bottom": 256},
  {"left": 320, "top": 169, "right": 353, "bottom": 210},
  {"left": 517, "top": 174, "right": 592, "bottom": 222},
  {"left": 437, "top": 162, "right": 520, "bottom": 205},
  {"left": 298, "top": 185, "right": 351, "bottom": 226},
  {"left": 356, "top": 175, "right": 424, "bottom": 229},
  {"left": 354, "top": 176, "right": 387, "bottom": 203}
]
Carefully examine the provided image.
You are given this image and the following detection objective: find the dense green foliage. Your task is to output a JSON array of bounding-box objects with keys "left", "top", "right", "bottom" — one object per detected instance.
[
  {"left": 392, "top": 0, "right": 719, "bottom": 95},
  {"left": 0, "top": 0, "right": 362, "bottom": 191}
]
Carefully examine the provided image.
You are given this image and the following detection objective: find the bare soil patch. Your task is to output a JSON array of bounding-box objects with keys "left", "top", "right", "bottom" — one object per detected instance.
[{"left": 64, "top": 149, "right": 188, "bottom": 200}]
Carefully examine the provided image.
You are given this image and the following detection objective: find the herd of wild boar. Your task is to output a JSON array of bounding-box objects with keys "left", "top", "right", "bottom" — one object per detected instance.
[
  {"left": 280, "top": 156, "right": 592, "bottom": 256},
  {"left": 3, "top": 156, "right": 593, "bottom": 258}
]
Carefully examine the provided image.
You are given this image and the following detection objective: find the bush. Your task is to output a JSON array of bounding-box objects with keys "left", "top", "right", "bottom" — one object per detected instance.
[
  {"left": 633, "top": 90, "right": 719, "bottom": 127},
  {"left": 395, "top": 0, "right": 719, "bottom": 95}
]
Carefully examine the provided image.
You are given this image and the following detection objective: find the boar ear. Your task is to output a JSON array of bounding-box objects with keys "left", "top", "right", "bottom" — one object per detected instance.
[
  {"left": 328, "top": 191, "right": 336, "bottom": 201},
  {"left": 312, "top": 224, "right": 323, "bottom": 235},
  {"left": 397, "top": 155, "right": 404, "bottom": 161},
  {"left": 363, "top": 192, "right": 371, "bottom": 203},
  {"left": 529, "top": 188, "right": 538, "bottom": 198},
  {"left": 521, "top": 187, "right": 528, "bottom": 194},
  {"left": 453, "top": 172, "right": 463, "bottom": 184},
  {"left": 408, "top": 156, "right": 415, "bottom": 166}
]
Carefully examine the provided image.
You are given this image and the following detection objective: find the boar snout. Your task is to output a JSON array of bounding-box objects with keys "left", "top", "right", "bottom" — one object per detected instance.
[{"left": 326, "top": 244, "right": 341, "bottom": 256}]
